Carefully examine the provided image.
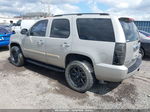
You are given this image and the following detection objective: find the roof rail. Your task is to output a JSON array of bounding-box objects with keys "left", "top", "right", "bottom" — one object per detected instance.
[{"left": 54, "top": 13, "right": 109, "bottom": 17}]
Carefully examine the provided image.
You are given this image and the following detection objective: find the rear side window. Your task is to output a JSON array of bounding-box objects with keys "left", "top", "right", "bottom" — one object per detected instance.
[
  {"left": 120, "top": 19, "right": 139, "bottom": 42},
  {"left": 50, "top": 19, "right": 70, "bottom": 38},
  {"left": 76, "top": 18, "right": 115, "bottom": 42}
]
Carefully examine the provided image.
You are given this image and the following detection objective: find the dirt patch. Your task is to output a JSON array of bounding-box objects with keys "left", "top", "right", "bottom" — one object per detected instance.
[
  {"left": 101, "top": 95, "right": 119, "bottom": 103},
  {"left": 115, "top": 83, "right": 138, "bottom": 104},
  {"left": 2, "top": 60, "right": 25, "bottom": 73},
  {"left": 102, "top": 83, "right": 137, "bottom": 104},
  {"left": 53, "top": 85, "right": 89, "bottom": 100},
  {"left": 25, "top": 64, "right": 89, "bottom": 99}
]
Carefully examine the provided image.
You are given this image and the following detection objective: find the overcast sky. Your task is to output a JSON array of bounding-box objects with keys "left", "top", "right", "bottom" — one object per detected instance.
[{"left": 0, "top": 0, "right": 149, "bottom": 20}]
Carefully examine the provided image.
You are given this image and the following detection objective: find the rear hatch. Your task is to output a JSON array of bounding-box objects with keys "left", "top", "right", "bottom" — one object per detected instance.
[{"left": 119, "top": 18, "right": 140, "bottom": 67}]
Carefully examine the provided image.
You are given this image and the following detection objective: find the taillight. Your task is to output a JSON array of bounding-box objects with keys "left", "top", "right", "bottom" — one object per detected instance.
[
  {"left": 119, "top": 18, "right": 134, "bottom": 22},
  {"left": 113, "top": 43, "right": 126, "bottom": 65}
]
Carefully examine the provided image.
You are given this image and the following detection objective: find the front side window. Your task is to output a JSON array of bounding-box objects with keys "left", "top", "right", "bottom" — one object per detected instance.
[
  {"left": 50, "top": 19, "right": 70, "bottom": 38},
  {"left": 77, "top": 18, "right": 115, "bottom": 42},
  {"left": 30, "top": 20, "right": 48, "bottom": 37}
]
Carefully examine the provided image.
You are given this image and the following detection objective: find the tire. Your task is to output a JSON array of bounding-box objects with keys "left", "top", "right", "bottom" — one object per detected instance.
[
  {"left": 65, "top": 61, "right": 95, "bottom": 92},
  {"left": 10, "top": 46, "right": 24, "bottom": 67},
  {"left": 140, "top": 48, "right": 145, "bottom": 58}
]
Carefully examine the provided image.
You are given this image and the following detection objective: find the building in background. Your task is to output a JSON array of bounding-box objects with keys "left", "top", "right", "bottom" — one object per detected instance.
[
  {"left": 0, "top": 16, "right": 19, "bottom": 26},
  {"left": 134, "top": 21, "right": 150, "bottom": 33},
  {"left": 14, "top": 12, "right": 51, "bottom": 19}
]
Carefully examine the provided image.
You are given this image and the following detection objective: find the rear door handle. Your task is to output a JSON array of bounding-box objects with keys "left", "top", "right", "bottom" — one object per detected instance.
[{"left": 61, "top": 42, "right": 70, "bottom": 48}]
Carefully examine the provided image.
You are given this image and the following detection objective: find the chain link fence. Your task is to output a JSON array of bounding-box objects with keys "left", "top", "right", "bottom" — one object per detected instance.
[{"left": 134, "top": 21, "right": 150, "bottom": 33}]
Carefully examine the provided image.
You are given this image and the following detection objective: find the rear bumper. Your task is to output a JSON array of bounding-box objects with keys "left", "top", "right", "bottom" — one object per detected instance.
[{"left": 95, "top": 55, "right": 142, "bottom": 82}]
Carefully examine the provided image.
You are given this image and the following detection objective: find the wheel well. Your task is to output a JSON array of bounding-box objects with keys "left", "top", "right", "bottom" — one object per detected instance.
[
  {"left": 65, "top": 54, "right": 93, "bottom": 67},
  {"left": 10, "top": 43, "right": 23, "bottom": 53},
  {"left": 10, "top": 43, "right": 20, "bottom": 48},
  {"left": 140, "top": 47, "right": 145, "bottom": 55}
]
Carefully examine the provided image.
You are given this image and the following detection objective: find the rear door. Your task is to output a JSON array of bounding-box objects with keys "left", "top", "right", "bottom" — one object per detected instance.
[
  {"left": 119, "top": 18, "right": 140, "bottom": 67},
  {"left": 45, "top": 18, "right": 72, "bottom": 68},
  {"left": 22, "top": 20, "right": 48, "bottom": 63}
]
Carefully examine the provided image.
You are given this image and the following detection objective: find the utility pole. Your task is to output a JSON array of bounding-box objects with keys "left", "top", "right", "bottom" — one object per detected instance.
[
  {"left": 41, "top": 0, "right": 51, "bottom": 17},
  {"left": 48, "top": 4, "right": 51, "bottom": 16}
]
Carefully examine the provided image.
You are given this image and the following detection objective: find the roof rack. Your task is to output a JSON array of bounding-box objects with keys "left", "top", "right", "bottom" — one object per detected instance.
[{"left": 54, "top": 13, "right": 109, "bottom": 17}]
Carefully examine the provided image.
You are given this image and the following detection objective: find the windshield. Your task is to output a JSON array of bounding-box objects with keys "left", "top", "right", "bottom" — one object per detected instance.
[{"left": 120, "top": 19, "right": 139, "bottom": 42}]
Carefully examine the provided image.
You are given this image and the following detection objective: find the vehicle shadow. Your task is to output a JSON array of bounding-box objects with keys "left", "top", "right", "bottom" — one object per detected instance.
[
  {"left": 24, "top": 63, "right": 68, "bottom": 87},
  {"left": 0, "top": 46, "right": 9, "bottom": 52},
  {"left": 90, "top": 81, "right": 120, "bottom": 95},
  {"left": 24, "top": 63, "right": 120, "bottom": 95}
]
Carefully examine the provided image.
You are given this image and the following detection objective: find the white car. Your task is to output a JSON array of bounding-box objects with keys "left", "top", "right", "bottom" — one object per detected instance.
[
  {"left": 10, "top": 13, "right": 142, "bottom": 92},
  {"left": 12, "top": 19, "right": 38, "bottom": 33}
]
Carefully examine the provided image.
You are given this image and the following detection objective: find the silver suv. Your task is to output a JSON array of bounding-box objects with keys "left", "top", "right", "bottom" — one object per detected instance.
[{"left": 9, "top": 13, "right": 142, "bottom": 92}]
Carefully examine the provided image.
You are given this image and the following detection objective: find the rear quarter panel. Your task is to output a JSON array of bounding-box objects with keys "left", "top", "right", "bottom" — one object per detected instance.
[{"left": 71, "top": 16, "right": 116, "bottom": 66}]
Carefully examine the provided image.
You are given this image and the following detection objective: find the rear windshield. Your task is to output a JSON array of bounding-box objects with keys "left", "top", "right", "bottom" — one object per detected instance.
[
  {"left": 120, "top": 20, "right": 139, "bottom": 42},
  {"left": 77, "top": 18, "right": 115, "bottom": 42}
]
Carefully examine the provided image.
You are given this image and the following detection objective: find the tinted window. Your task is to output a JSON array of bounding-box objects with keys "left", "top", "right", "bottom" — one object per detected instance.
[
  {"left": 15, "top": 20, "right": 21, "bottom": 26},
  {"left": 50, "top": 19, "right": 70, "bottom": 38},
  {"left": 120, "top": 20, "right": 139, "bottom": 42},
  {"left": 30, "top": 20, "right": 48, "bottom": 37},
  {"left": 77, "top": 18, "right": 115, "bottom": 42}
]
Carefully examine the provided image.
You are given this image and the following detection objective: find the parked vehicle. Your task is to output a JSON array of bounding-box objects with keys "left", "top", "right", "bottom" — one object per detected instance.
[
  {"left": 0, "top": 24, "right": 11, "bottom": 31},
  {"left": 139, "top": 30, "right": 150, "bottom": 38},
  {"left": 139, "top": 30, "right": 150, "bottom": 57},
  {"left": 12, "top": 19, "right": 38, "bottom": 33},
  {"left": 9, "top": 13, "right": 142, "bottom": 92},
  {"left": 0, "top": 27, "right": 13, "bottom": 47}
]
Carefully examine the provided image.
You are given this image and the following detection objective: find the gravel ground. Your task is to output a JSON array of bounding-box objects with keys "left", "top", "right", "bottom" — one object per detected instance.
[{"left": 0, "top": 47, "right": 150, "bottom": 109}]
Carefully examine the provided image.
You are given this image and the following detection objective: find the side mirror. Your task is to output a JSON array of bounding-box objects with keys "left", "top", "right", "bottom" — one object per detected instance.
[
  {"left": 12, "top": 30, "right": 16, "bottom": 34},
  {"left": 21, "top": 29, "right": 28, "bottom": 35}
]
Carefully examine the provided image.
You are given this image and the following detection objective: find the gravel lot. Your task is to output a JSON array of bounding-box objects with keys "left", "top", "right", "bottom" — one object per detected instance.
[{"left": 0, "top": 47, "right": 150, "bottom": 109}]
